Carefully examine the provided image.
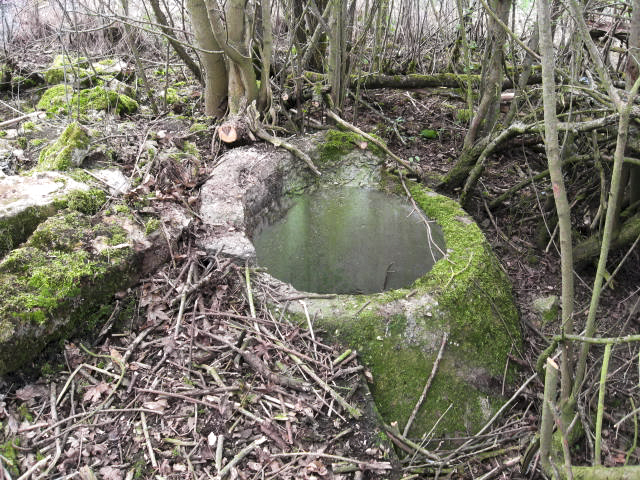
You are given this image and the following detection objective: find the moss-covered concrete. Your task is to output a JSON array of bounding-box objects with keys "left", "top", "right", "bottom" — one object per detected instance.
[
  {"left": 37, "top": 85, "right": 138, "bottom": 117},
  {"left": 38, "top": 122, "right": 90, "bottom": 170},
  {"left": 0, "top": 209, "right": 138, "bottom": 375},
  {"left": 318, "top": 129, "right": 384, "bottom": 162},
  {"left": 0, "top": 204, "right": 57, "bottom": 259},
  {"left": 198, "top": 134, "right": 521, "bottom": 438},
  {"left": 43, "top": 54, "right": 90, "bottom": 85}
]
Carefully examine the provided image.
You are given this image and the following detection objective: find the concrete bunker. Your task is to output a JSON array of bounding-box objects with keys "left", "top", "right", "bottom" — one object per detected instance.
[{"left": 198, "top": 133, "right": 521, "bottom": 438}]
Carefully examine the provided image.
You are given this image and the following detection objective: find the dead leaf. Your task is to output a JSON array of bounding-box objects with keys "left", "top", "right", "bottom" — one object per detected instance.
[
  {"left": 82, "top": 382, "right": 111, "bottom": 404},
  {"left": 99, "top": 466, "right": 123, "bottom": 480},
  {"left": 110, "top": 348, "right": 125, "bottom": 366},
  {"left": 79, "top": 465, "right": 97, "bottom": 480},
  {"left": 306, "top": 460, "right": 328, "bottom": 476},
  {"left": 142, "top": 398, "right": 168, "bottom": 413},
  {"left": 15, "top": 384, "right": 48, "bottom": 401}
]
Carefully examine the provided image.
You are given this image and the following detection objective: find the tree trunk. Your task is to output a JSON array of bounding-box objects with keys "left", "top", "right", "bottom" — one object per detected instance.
[
  {"left": 187, "top": 0, "right": 228, "bottom": 117},
  {"left": 538, "top": 0, "right": 574, "bottom": 412},
  {"left": 627, "top": 0, "right": 640, "bottom": 208},
  {"left": 328, "top": 0, "right": 347, "bottom": 109},
  {"left": 463, "top": 0, "right": 510, "bottom": 149}
]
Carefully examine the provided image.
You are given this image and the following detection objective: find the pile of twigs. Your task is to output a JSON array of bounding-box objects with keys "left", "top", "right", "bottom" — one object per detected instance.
[{"left": 0, "top": 245, "right": 397, "bottom": 479}]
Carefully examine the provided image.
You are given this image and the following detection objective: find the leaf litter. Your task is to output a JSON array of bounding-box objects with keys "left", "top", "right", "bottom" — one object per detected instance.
[{"left": 0, "top": 236, "right": 397, "bottom": 479}]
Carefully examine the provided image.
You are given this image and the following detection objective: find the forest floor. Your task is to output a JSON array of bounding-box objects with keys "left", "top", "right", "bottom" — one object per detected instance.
[{"left": 1, "top": 51, "right": 639, "bottom": 479}]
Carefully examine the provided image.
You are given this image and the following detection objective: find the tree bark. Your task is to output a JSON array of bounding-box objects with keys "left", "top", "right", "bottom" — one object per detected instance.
[
  {"left": 463, "top": 0, "right": 511, "bottom": 149},
  {"left": 538, "top": 0, "right": 574, "bottom": 410},
  {"left": 627, "top": 0, "right": 640, "bottom": 208},
  {"left": 186, "top": 0, "right": 228, "bottom": 117}
]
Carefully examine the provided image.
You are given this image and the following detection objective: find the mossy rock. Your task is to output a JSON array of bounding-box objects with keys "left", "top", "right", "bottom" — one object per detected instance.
[
  {"left": 0, "top": 198, "right": 191, "bottom": 375},
  {"left": 0, "top": 210, "right": 137, "bottom": 374},
  {"left": 0, "top": 171, "right": 91, "bottom": 258},
  {"left": 37, "top": 85, "right": 138, "bottom": 117},
  {"left": 319, "top": 129, "right": 384, "bottom": 162},
  {"left": 38, "top": 122, "right": 90, "bottom": 170},
  {"left": 43, "top": 54, "right": 90, "bottom": 85}
]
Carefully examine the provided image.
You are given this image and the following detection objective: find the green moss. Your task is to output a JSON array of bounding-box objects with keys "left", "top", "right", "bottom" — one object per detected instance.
[
  {"left": 11, "top": 75, "right": 37, "bottom": 89},
  {"left": 38, "top": 122, "right": 90, "bottom": 170},
  {"left": 164, "top": 87, "right": 181, "bottom": 105},
  {"left": 189, "top": 122, "right": 208, "bottom": 133},
  {"left": 17, "top": 403, "right": 33, "bottom": 421},
  {"left": 22, "top": 121, "right": 37, "bottom": 132},
  {"left": 182, "top": 140, "right": 200, "bottom": 158},
  {"left": 37, "top": 85, "right": 138, "bottom": 117},
  {"left": 67, "top": 189, "right": 107, "bottom": 215},
  {"left": 114, "top": 204, "right": 130, "bottom": 214},
  {"left": 0, "top": 204, "right": 57, "bottom": 258},
  {"left": 319, "top": 129, "right": 384, "bottom": 162},
  {"left": 0, "top": 439, "right": 20, "bottom": 477},
  {"left": 44, "top": 54, "right": 90, "bottom": 84},
  {"left": 73, "top": 86, "right": 138, "bottom": 115},
  {"left": 0, "top": 211, "right": 136, "bottom": 374},
  {"left": 145, "top": 218, "right": 160, "bottom": 235},
  {"left": 28, "top": 210, "right": 87, "bottom": 251},
  {"left": 0, "top": 130, "right": 6, "bottom": 137},
  {"left": 29, "top": 139, "right": 46, "bottom": 147},
  {"left": 17, "top": 137, "right": 27, "bottom": 149},
  {"left": 407, "top": 181, "right": 520, "bottom": 374},
  {"left": 37, "top": 84, "right": 73, "bottom": 114}
]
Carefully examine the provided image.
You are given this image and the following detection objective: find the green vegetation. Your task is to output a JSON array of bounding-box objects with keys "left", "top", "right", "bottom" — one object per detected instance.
[
  {"left": 37, "top": 85, "right": 138, "bottom": 117},
  {"left": 189, "top": 122, "right": 208, "bottom": 133},
  {"left": 37, "top": 84, "right": 73, "bottom": 114},
  {"left": 0, "top": 439, "right": 20, "bottom": 477},
  {"left": 163, "top": 87, "right": 181, "bottom": 105},
  {"left": 0, "top": 204, "right": 57, "bottom": 258},
  {"left": 11, "top": 75, "right": 37, "bottom": 89},
  {"left": 456, "top": 109, "right": 472, "bottom": 123},
  {"left": 44, "top": 54, "right": 89, "bottom": 84},
  {"left": 66, "top": 189, "right": 108, "bottom": 215},
  {"left": 319, "top": 129, "right": 384, "bottom": 162},
  {"left": 22, "top": 121, "right": 37, "bottom": 132},
  {"left": 0, "top": 210, "right": 134, "bottom": 374},
  {"left": 145, "top": 218, "right": 160, "bottom": 235},
  {"left": 38, "top": 122, "right": 90, "bottom": 170}
]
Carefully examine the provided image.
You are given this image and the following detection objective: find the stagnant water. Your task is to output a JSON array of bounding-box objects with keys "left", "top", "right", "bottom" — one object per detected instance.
[{"left": 252, "top": 187, "right": 446, "bottom": 294}]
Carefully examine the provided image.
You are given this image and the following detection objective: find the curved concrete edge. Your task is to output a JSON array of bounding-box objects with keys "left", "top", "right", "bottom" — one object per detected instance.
[{"left": 197, "top": 135, "right": 522, "bottom": 438}]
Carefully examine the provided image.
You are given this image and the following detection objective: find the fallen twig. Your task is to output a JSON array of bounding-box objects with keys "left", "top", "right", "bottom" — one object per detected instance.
[{"left": 403, "top": 333, "right": 448, "bottom": 437}]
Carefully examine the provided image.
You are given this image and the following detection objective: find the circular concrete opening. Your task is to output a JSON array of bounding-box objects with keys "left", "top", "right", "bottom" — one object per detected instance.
[
  {"left": 252, "top": 186, "right": 445, "bottom": 294},
  {"left": 197, "top": 137, "right": 521, "bottom": 437}
]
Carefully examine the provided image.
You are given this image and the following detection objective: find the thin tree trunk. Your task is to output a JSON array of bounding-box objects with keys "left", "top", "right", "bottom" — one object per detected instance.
[
  {"left": 148, "top": 0, "right": 202, "bottom": 83},
  {"left": 538, "top": 0, "right": 574, "bottom": 409},
  {"left": 463, "top": 0, "right": 510, "bottom": 149},
  {"left": 258, "top": 0, "right": 273, "bottom": 112},
  {"left": 627, "top": 0, "right": 640, "bottom": 208}
]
